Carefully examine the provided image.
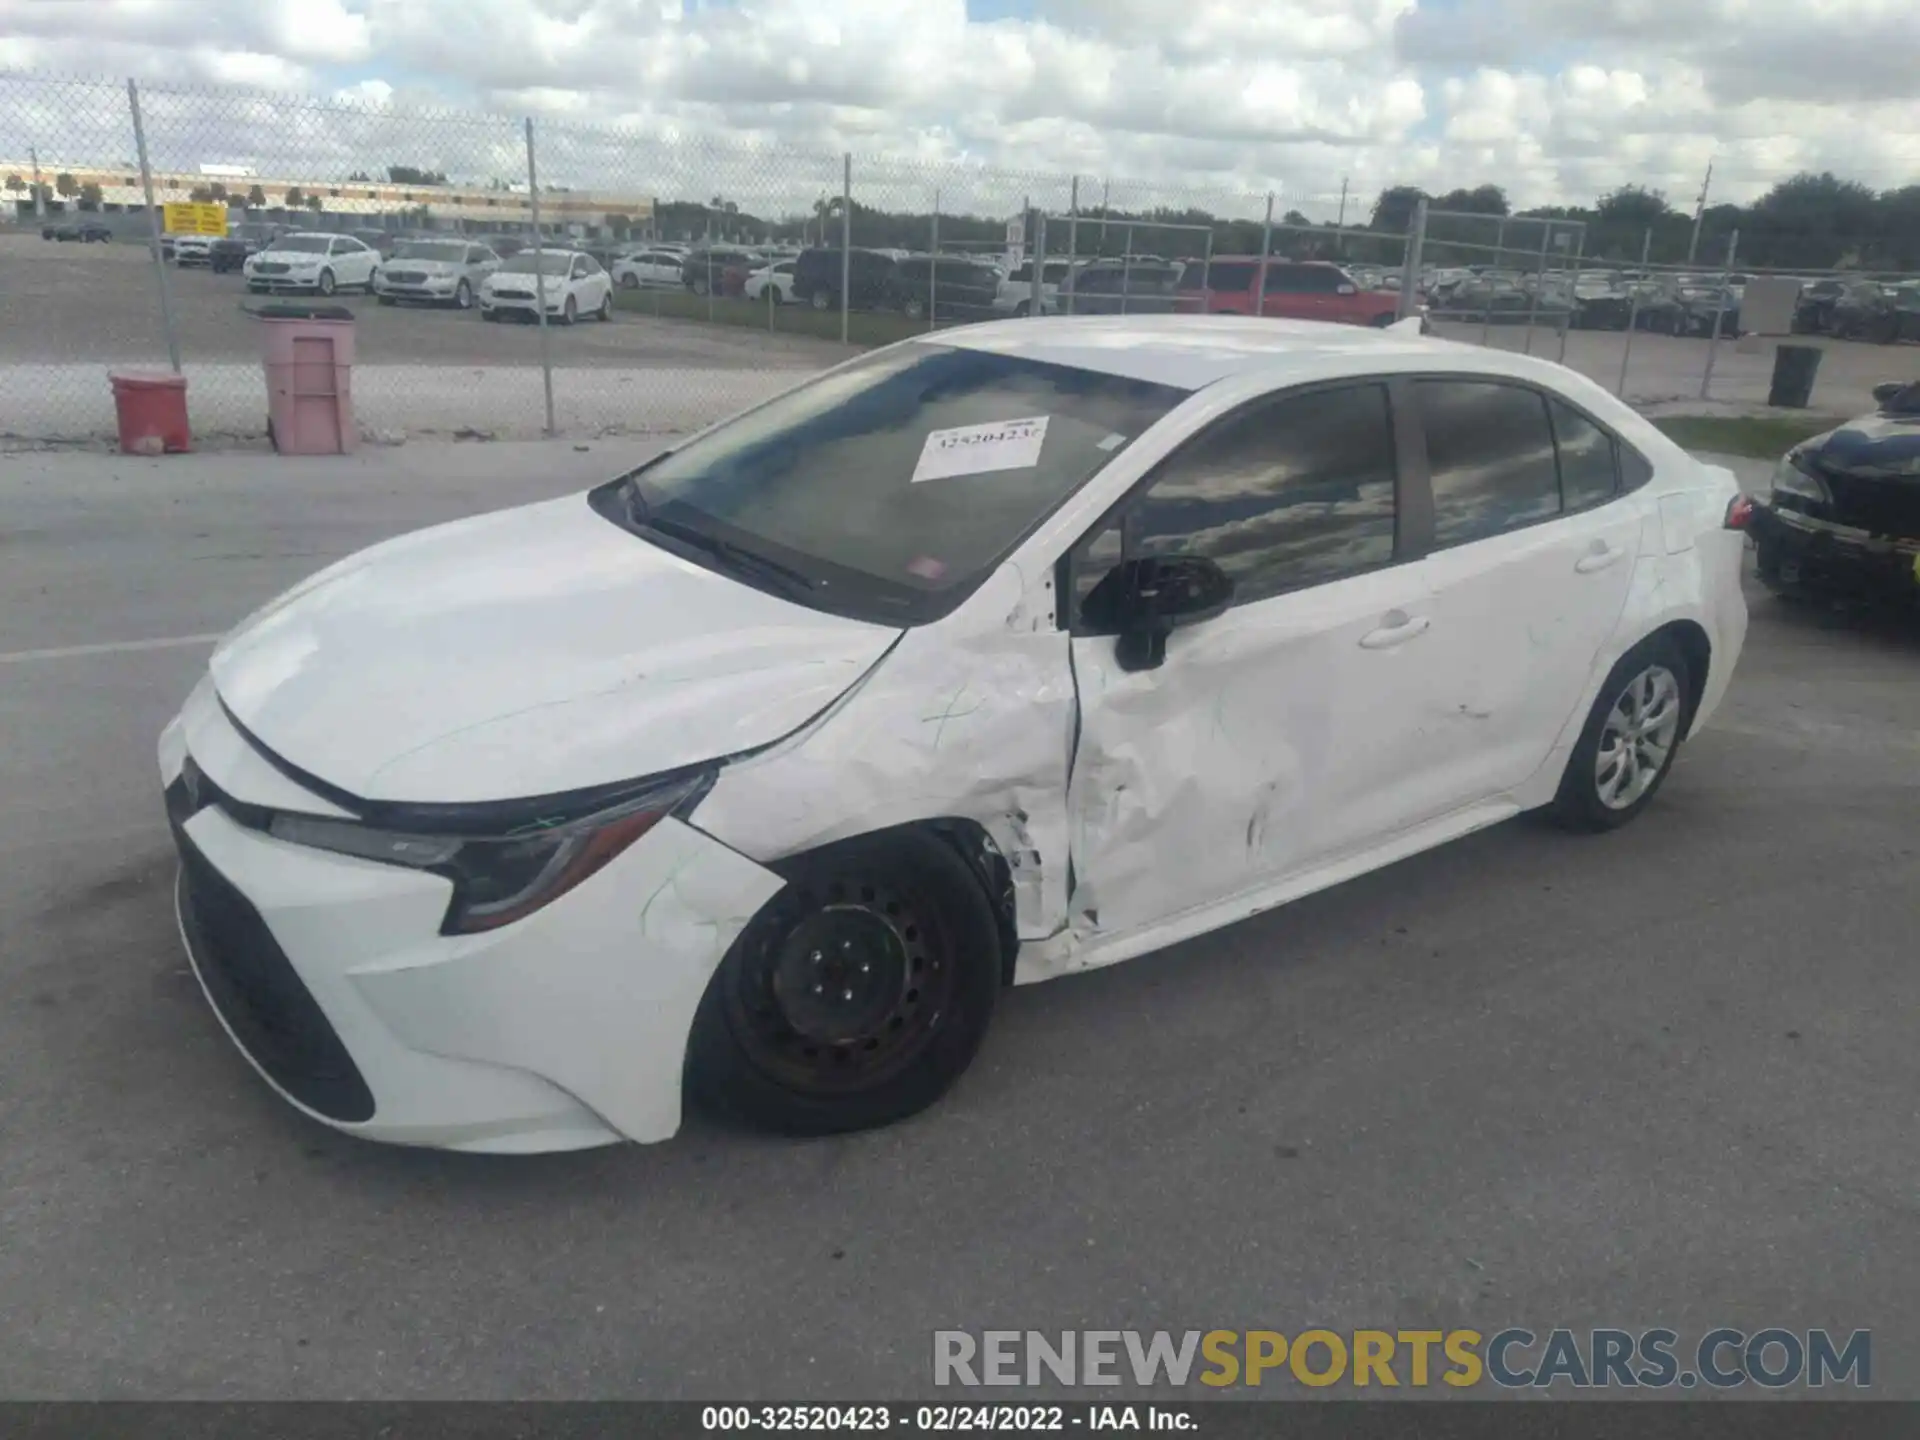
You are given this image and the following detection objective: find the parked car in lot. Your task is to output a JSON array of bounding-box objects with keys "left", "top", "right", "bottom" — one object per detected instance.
[
  {"left": 155, "top": 314, "right": 1750, "bottom": 1152},
  {"left": 479, "top": 247, "right": 614, "bottom": 323},
  {"left": 1061, "top": 259, "right": 1186, "bottom": 315},
  {"left": 490, "top": 236, "right": 528, "bottom": 259},
  {"left": 1793, "top": 278, "right": 1848, "bottom": 334},
  {"left": 1829, "top": 281, "right": 1920, "bottom": 344},
  {"left": 611, "top": 249, "right": 687, "bottom": 291},
  {"left": 210, "top": 223, "right": 291, "bottom": 274},
  {"left": 375, "top": 238, "right": 502, "bottom": 309},
  {"left": 1176, "top": 259, "right": 1408, "bottom": 327},
  {"left": 244, "top": 232, "right": 382, "bottom": 295},
  {"left": 52, "top": 221, "right": 112, "bottom": 242},
  {"left": 994, "top": 259, "right": 1078, "bottom": 317},
  {"left": 742, "top": 258, "right": 797, "bottom": 304},
  {"left": 791, "top": 246, "right": 899, "bottom": 312},
  {"left": 351, "top": 229, "right": 398, "bottom": 259},
  {"left": 891, "top": 255, "right": 1001, "bottom": 322},
  {"left": 173, "top": 234, "right": 217, "bottom": 267},
  {"left": 682, "top": 246, "right": 760, "bottom": 297},
  {"left": 1753, "top": 380, "right": 1920, "bottom": 599},
  {"left": 1568, "top": 272, "right": 1635, "bottom": 331}
]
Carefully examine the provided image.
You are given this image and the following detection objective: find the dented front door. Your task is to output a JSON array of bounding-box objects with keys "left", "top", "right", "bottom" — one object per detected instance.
[{"left": 1063, "top": 561, "right": 1445, "bottom": 941}]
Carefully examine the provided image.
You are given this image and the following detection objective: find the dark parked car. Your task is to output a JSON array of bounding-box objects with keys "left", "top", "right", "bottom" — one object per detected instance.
[
  {"left": 1752, "top": 380, "right": 1920, "bottom": 601},
  {"left": 1567, "top": 273, "right": 1634, "bottom": 330},
  {"left": 1829, "top": 281, "right": 1920, "bottom": 344},
  {"left": 890, "top": 255, "right": 1001, "bottom": 322},
  {"left": 681, "top": 246, "right": 761, "bottom": 297},
  {"left": 52, "top": 222, "right": 110, "bottom": 242},
  {"left": 790, "top": 246, "right": 899, "bottom": 311},
  {"left": 490, "top": 236, "right": 527, "bottom": 258},
  {"left": 351, "top": 229, "right": 397, "bottom": 258},
  {"left": 210, "top": 223, "right": 289, "bottom": 272},
  {"left": 1794, "top": 278, "right": 1848, "bottom": 335}
]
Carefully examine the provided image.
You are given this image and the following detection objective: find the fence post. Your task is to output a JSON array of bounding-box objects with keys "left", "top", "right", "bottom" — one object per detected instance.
[
  {"left": 1031, "top": 209, "right": 1048, "bottom": 318},
  {"left": 1481, "top": 216, "right": 1507, "bottom": 347},
  {"left": 1700, "top": 228, "right": 1740, "bottom": 400},
  {"left": 1397, "top": 197, "right": 1428, "bottom": 322},
  {"left": 1119, "top": 225, "right": 1133, "bottom": 316},
  {"left": 928, "top": 187, "right": 939, "bottom": 331},
  {"left": 524, "top": 117, "right": 556, "bottom": 438},
  {"left": 1558, "top": 227, "right": 1587, "bottom": 364},
  {"left": 1065, "top": 177, "right": 1079, "bottom": 315},
  {"left": 1252, "top": 192, "right": 1274, "bottom": 316},
  {"left": 839, "top": 153, "right": 851, "bottom": 345},
  {"left": 1522, "top": 220, "right": 1552, "bottom": 355},
  {"left": 126, "top": 78, "right": 181, "bottom": 374},
  {"left": 1616, "top": 228, "right": 1653, "bottom": 397}
]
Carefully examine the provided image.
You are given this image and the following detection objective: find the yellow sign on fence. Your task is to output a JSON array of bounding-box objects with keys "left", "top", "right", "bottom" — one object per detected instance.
[{"left": 161, "top": 202, "right": 229, "bottom": 237}]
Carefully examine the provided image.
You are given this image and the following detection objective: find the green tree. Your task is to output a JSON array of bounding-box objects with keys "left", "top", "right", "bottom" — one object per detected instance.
[
  {"left": 1432, "top": 184, "right": 1509, "bottom": 216},
  {"left": 283, "top": 185, "right": 305, "bottom": 208},
  {"left": 54, "top": 171, "right": 77, "bottom": 198},
  {"left": 1594, "top": 184, "right": 1671, "bottom": 228},
  {"left": 1369, "top": 184, "right": 1427, "bottom": 233},
  {"left": 1745, "top": 171, "right": 1881, "bottom": 269},
  {"left": 387, "top": 165, "right": 447, "bottom": 185},
  {"left": 188, "top": 185, "right": 213, "bottom": 203},
  {"left": 5, "top": 173, "right": 25, "bottom": 192},
  {"left": 246, "top": 183, "right": 267, "bottom": 209},
  {"left": 306, "top": 194, "right": 324, "bottom": 212},
  {"left": 206, "top": 181, "right": 228, "bottom": 202},
  {"left": 78, "top": 181, "right": 103, "bottom": 210}
]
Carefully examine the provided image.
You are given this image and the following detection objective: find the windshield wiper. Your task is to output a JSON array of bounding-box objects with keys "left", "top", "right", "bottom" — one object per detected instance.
[{"left": 632, "top": 506, "right": 818, "bottom": 597}]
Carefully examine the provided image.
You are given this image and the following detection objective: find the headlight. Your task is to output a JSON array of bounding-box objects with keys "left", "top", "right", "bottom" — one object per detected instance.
[
  {"left": 1770, "top": 450, "right": 1830, "bottom": 507},
  {"left": 265, "top": 769, "right": 713, "bottom": 935}
]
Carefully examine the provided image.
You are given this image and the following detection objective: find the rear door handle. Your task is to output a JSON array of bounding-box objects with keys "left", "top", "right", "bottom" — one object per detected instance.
[
  {"left": 1576, "top": 543, "right": 1628, "bottom": 574},
  {"left": 1359, "top": 610, "right": 1432, "bottom": 649}
]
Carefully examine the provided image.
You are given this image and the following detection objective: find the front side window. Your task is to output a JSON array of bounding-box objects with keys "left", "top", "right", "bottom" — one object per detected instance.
[
  {"left": 596, "top": 344, "right": 1186, "bottom": 625},
  {"left": 1418, "top": 381, "right": 1561, "bottom": 547},
  {"left": 1202, "top": 261, "right": 1257, "bottom": 292},
  {"left": 1073, "top": 384, "right": 1400, "bottom": 621}
]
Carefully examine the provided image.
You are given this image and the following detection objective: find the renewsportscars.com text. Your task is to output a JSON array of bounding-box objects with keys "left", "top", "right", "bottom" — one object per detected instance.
[{"left": 933, "top": 1328, "right": 1870, "bottom": 1390}]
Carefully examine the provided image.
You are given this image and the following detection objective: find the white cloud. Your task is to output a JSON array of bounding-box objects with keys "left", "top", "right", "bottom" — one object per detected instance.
[{"left": 2, "top": 0, "right": 1916, "bottom": 219}]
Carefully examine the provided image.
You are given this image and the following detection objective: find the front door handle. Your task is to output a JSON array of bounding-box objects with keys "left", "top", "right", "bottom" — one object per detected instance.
[
  {"left": 1576, "top": 542, "right": 1628, "bottom": 574},
  {"left": 1359, "top": 610, "right": 1432, "bottom": 649}
]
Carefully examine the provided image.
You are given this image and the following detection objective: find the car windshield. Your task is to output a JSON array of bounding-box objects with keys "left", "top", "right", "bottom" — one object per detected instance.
[
  {"left": 394, "top": 241, "right": 468, "bottom": 261},
  {"left": 270, "top": 236, "right": 332, "bottom": 254},
  {"left": 597, "top": 343, "right": 1186, "bottom": 625},
  {"left": 500, "top": 252, "right": 574, "bottom": 275}
]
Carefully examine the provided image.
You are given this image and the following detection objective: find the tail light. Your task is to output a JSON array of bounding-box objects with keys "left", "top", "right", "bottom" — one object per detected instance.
[{"left": 1724, "top": 494, "right": 1755, "bottom": 530}]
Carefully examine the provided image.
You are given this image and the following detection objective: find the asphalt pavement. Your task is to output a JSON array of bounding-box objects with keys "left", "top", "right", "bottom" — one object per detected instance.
[{"left": 2, "top": 443, "right": 1916, "bottom": 1399}]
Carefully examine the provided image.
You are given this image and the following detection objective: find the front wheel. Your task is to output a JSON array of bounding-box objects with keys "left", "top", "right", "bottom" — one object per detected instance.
[
  {"left": 376, "top": 294, "right": 395, "bottom": 306},
  {"left": 561, "top": 295, "right": 577, "bottom": 325},
  {"left": 316, "top": 268, "right": 336, "bottom": 297},
  {"left": 691, "top": 275, "right": 711, "bottom": 297},
  {"left": 596, "top": 290, "right": 613, "bottom": 322},
  {"left": 688, "top": 828, "right": 1002, "bottom": 1136},
  {"left": 903, "top": 296, "right": 926, "bottom": 321},
  {"left": 809, "top": 288, "right": 831, "bottom": 311},
  {"left": 453, "top": 279, "right": 473, "bottom": 310},
  {"left": 1549, "top": 635, "right": 1692, "bottom": 831}
]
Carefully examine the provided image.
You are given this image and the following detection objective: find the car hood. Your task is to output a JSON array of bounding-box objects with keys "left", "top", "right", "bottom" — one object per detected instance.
[
  {"left": 1803, "top": 412, "right": 1920, "bottom": 479},
  {"left": 256, "top": 250, "right": 321, "bottom": 262},
  {"left": 387, "top": 259, "right": 462, "bottom": 275},
  {"left": 209, "top": 494, "right": 902, "bottom": 805}
]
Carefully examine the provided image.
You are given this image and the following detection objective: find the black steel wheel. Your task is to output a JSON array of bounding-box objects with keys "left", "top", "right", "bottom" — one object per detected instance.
[{"left": 689, "top": 828, "right": 1002, "bottom": 1135}]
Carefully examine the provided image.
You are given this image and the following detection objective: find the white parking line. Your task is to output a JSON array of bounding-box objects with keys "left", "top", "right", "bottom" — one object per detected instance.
[{"left": 0, "top": 633, "right": 223, "bottom": 665}]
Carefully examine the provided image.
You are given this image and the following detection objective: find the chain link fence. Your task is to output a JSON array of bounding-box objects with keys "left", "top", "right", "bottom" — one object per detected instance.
[{"left": 5, "top": 68, "right": 1918, "bottom": 450}]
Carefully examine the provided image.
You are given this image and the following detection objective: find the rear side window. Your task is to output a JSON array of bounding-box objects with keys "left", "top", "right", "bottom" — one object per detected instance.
[
  {"left": 1549, "top": 400, "right": 1619, "bottom": 511},
  {"left": 1076, "top": 383, "right": 1399, "bottom": 617},
  {"left": 1201, "top": 262, "right": 1257, "bottom": 292},
  {"left": 1418, "top": 381, "right": 1561, "bottom": 547}
]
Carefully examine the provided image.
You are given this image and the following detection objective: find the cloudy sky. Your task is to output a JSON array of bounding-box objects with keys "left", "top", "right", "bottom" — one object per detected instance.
[{"left": 4, "top": 0, "right": 1919, "bottom": 220}]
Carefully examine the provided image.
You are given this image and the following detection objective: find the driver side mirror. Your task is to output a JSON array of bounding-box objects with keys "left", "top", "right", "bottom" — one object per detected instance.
[
  {"left": 1872, "top": 381, "right": 1909, "bottom": 405},
  {"left": 1086, "top": 555, "right": 1235, "bottom": 673},
  {"left": 1336, "top": 282, "right": 1357, "bottom": 295}
]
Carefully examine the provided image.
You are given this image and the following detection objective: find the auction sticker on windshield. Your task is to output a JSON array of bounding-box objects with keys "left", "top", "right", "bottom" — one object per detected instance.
[{"left": 911, "top": 416, "right": 1050, "bottom": 484}]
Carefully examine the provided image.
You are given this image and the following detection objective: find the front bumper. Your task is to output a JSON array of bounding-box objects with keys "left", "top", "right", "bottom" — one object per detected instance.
[
  {"left": 481, "top": 293, "right": 567, "bottom": 315},
  {"left": 247, "top": 272, "right": 326, "bottom": 290},
  {"left": 1752, "top": 504, "right": 1920, "bottom": 601},
  {"left": 379, "top": 279, "right": 460, "bottom": 302},
  {"left": 159, "top": 687, "right": 782, "bottom": 1152}
]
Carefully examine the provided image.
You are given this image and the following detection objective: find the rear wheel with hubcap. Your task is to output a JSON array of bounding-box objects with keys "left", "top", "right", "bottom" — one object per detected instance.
[
  {"left": 689, "top": 828, "right": 1002, "bottom": 1136},
  {"left": 1550, "top": 635, "right": 1692, "bottom": 831},
  {"left": 453, "top": 279, "right": 473, "bottom": 309},
  {"left": 316, "top": 268, "right": 336, "bottom": 296}
]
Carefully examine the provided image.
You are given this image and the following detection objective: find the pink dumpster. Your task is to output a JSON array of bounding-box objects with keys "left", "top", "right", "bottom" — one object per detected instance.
[{"left": 252, "top": 303, "right": 357, "bottom": 455}]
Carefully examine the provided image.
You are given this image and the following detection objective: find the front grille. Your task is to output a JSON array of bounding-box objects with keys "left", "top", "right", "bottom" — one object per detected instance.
[
  {"left": 171, "top": 802, "right": 375, "bottom": 1124},
  {"left": 255, "top": 262, "right": 289, "bottom": 275},
  {"left": 1825, "top": 474, "right": 1920, "bottom": 540},
  {"left": 386, "top": 270, "right": 426, "bottom": 284},
  {"left": 491, "top": 286, "right": 533, "bottom": 299}
]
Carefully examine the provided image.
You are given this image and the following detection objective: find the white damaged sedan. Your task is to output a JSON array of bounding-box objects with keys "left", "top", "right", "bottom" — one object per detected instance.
[{"left": 159, "top": 316, "right": 1750, "bottom": 1153}]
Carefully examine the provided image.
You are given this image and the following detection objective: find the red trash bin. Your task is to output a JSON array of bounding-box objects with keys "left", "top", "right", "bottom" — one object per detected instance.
[{"left": 109, "top": 370, "right": 191, "bottom": 455}]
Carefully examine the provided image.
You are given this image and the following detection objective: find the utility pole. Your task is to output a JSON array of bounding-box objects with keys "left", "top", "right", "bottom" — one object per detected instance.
[
  {"left": 1336, "top": 175, "right": 1349, "bottom": 230},
  {"left": 1686, "top": 160, "right": 1713, "bottom": 266},
  {"left": 30, "top": 146, "right": 44, "bottom": 217}
]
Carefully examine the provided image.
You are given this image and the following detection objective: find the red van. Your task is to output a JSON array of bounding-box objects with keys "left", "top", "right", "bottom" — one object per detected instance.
[{"left": 1176, "top": 257, "right": 1406, "bottom": 327}]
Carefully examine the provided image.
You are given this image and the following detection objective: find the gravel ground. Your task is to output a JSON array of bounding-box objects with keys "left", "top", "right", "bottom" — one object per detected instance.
[{"left": 1, "top": 442, "right": 1915, "bottom": 1399}]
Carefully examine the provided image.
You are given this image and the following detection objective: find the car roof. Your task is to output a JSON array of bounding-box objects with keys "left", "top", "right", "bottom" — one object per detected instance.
[{"left": 917, "top": 314, "right": 1562, "bottom": 392}]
